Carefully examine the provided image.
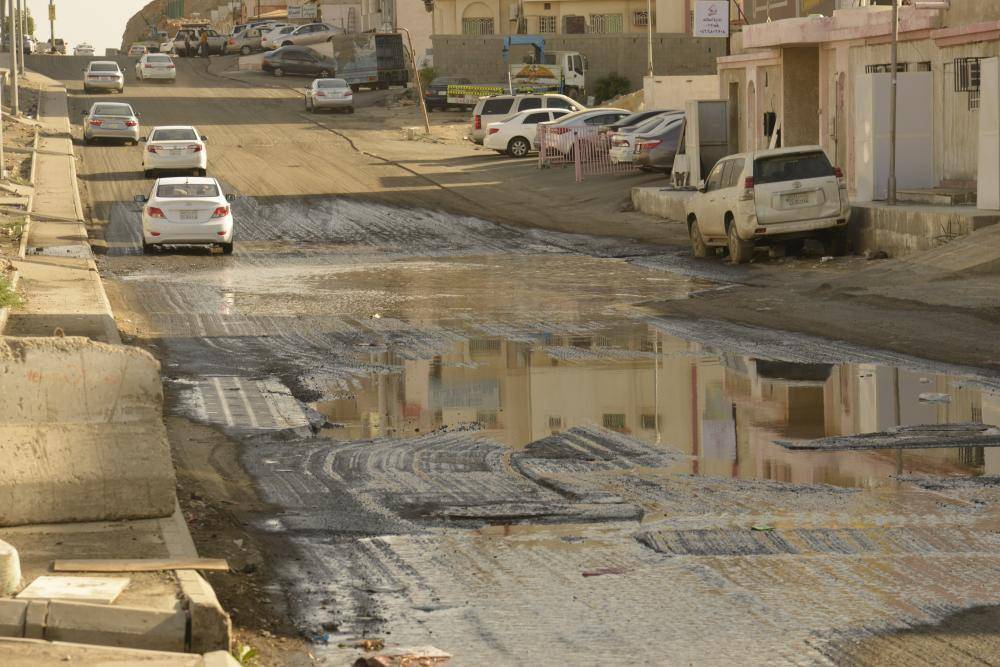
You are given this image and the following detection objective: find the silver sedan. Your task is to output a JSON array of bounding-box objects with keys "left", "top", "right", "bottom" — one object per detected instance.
[
  {"left": 82, "top": 102, "right": 141, "bottom": 145},
  {"left": 305, "top": 78, "right": 354, "bottom": 113}
]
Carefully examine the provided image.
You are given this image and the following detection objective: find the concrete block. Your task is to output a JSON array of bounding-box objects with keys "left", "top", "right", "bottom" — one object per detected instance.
[
  {"left": 203, "top": 650, "right": 242, "bottom": 667},
  {"left": 45, "top": 600, "right": 187, "bottom": 653},
  {"left": 17, "top": 576, "right": 129, "bottom": 605},
  {"left": 24, "top": 600, "right": 47, "bottom": 639},
  {"left": 0, "top": 598, "right": 28, "bottom": 637},
  {"left": 0, "top": 539, "right": 20, "bottom": 594},
  {"left": 178, "top": 570, "right": 232, "bottom": 653},
  {"left": 849, "top": 203, "right": 1000, "bottom": 256},
  {"left": 631, "top": 186, "right": 695, "bottom": 222}
]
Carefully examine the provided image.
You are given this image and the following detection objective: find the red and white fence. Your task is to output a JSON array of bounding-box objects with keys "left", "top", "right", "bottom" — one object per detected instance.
[{"left": 537, "top": 125, "right": 638, "bottom": 182}]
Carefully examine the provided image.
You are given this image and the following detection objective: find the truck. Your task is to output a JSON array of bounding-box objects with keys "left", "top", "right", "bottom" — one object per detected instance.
[
  {"left": 446, "top": 37, "right": 587, "bottom": 106},
  {"left": 325, "top": 33, "right": 408, "bottom": 91}
]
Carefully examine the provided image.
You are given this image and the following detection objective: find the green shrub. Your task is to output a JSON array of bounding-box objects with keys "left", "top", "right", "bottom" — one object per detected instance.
[
  {"left": 594, "top": 72, "right": 631, "bottom": 104},
  {"left": 0, "top": 276, "right": 20, "bottom": 309},
  {"left": 419, "top": 65, "right": 438, "bottom": 89}
]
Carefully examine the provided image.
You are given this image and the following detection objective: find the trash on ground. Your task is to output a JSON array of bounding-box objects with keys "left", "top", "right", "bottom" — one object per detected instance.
[{"left": 918, "top": 392, "right": 952, "bottom": 404}]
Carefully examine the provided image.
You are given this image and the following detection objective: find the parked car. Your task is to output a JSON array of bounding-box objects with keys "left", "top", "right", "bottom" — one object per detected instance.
[
  {"left": 484, "top": 108, "right": 571, "bottom": 157},
  {"left": 633, "top": 115, "right": 686, "bottom": 172},
  {"left": 609, "top": 111, "right": 683, "bottom": 164},
  {"left": 141, "top": 126, "right": 209, "bottom": 178},
  {"left": 260, "top": 25, "right": 297, "bottom": 51},
  {"left": 262, "top": 46, "right": 336, "bottom": 78},
  {"left": 74, "top": 43, "right": 95, "bottom": 56},
  {"left": 135, "top": 177, "right": 235, "bottom": 255},
  {"left": 226, "top": 27, "right": 264, "bottom": 55},
  {"left": 81, "top": 102, "right": 140, "bottom": 145},
  {"left": 159, "top": 39, "right": 174, "bottom": 54},
  {"left": 172, "top": 29, "right": 225, "bottom": 57},
  {"left": 44, "top": 38, "right": 66, "bottom": 54},
  {"left": 685, "top": 146, "right": 851, "bottom": 264},
  {"left": 305, "top": 78, "right": 354, "bottom": 113},
  {"left": 135, "top": 53, "right": 176, "bottom": 82},
  {"left": 82, "top": 61, "right": 125, "bottom": 94},
  {"left": 424, "top": 76, "right": 472, "bottom": 111},
  {"left": 469, "top": 93, "right": 584, "bottom": 144},
  {"left": 600, "top": 109, "right": 674, "bottom": 135},
  {"left": 277, "top": 22, "right": 341, "bottom": 48},
  {"left": 537, "top": 108, "right": 630, "bottom": 158},
  {"left": 128, "top": 44, "right": 148, "bottom": 58},
  {"left": 21, "top": 36, "right": 34, "bottom": 55}
]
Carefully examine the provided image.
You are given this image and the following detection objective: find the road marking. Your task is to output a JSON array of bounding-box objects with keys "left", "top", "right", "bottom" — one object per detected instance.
[{"left": 211, "top": 376, "right": 235, "bottom": 426}]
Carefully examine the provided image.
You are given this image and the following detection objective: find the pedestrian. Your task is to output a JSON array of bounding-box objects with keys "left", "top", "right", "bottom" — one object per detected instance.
[
  {"left": 184, "top": 32, "right": 192, "bottom": 58},
  {"left": 199, "top": 30, "right": 209, "bottom": 58}
]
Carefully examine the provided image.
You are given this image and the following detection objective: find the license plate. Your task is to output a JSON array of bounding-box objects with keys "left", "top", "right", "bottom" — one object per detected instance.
[
  {"left": 107, "top": 122, "right": 123, "bottom": 129},
  {"left": 783, "top": 192, "right": 810, "bottom": 206},
  {"left": 181, "top": 210, "right": 198, "bottom": 221}
]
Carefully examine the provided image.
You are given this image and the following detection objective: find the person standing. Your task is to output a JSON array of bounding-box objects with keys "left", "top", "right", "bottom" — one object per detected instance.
[{"left": 199, "top": 30, "right": 209, "bottom": 58}]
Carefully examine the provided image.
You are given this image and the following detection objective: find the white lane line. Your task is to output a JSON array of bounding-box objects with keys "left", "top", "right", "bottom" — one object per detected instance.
[
  {"left": 211, "top": 377, "right": 235, "bottom": 427},
  {"left": 233, "top": 377, "right": 260, "bottom": 429}
]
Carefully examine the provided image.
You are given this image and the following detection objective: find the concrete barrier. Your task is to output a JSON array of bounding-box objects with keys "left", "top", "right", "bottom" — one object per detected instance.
[
  {"left": 850, "top": 202, "right": 1000, "bottom": 256},
  {"left": 0, "top": 337, "right": 176, "bottom": 526},
  {"left": 631, "top": 186, "right": 695, "bottom": 223}
]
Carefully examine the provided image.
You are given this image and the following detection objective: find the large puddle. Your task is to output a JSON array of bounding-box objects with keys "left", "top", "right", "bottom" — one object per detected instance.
[{"left": 311, "top": 319, "right": 1000, "bottom": 489}]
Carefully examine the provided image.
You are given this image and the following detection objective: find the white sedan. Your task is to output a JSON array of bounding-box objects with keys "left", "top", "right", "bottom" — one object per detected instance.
[
  {"left": 483, "top": 108, "right": 570, "bottom": 157},
  {"left": 136, "top": 53, "right": 177, "bottom": 82},
  {"left": 136, "top": 177, "right": 235, "bottom": 255},
  {"left": 142, "top": 126, "right": 208, "bottom": 178},
  {"left": 305, "top": 78, "right": 354, "bottom": 113}
]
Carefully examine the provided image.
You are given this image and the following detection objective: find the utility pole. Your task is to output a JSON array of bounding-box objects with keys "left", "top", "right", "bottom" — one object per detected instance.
[
  {"left": 887, "top": 0, "right": 898, "bottom": 205},
  {"left": 645, "top": 0, "right": 652, "bottom": 77},
  {"left": 8, "top": 0, "right": 18, "bottom": 117},
  {"left": 16, "top": 0, "right": 23, "bottom": 74},
  {"left": 49, "top": 0, "right": 54, "bottom": 54},
  {"left": 397, "top": 27, "right": 430, "bottom": 135}
]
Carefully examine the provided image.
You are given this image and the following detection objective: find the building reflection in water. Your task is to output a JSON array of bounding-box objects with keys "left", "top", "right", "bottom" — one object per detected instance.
[{"left": 312, "top": 322, "right": 999, "bottom": 488}]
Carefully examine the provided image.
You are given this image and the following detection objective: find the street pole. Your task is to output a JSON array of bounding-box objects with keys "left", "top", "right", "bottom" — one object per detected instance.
[
  {"left": 8, "top": 0, "right": 18, "bottom": 117},
  {"left": 398, "top": 27, "right": 430, "bottom": 135},
  {"left": 645, "top": 0, "right": 653, "bottom": 77},
  {"left": 49, "top": 0, "right": 54, "bottom": 54},
  {"left": 16, "top": 0, "right": 23, "bottom": 74},
  {"left": 888, "top": 0, "right": 898, "bottom": 205}
]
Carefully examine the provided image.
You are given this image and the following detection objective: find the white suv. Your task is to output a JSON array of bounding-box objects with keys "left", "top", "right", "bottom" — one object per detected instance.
[
  {"left": 469, "top": 93, "right": 584, "bottom": 144},
  {"left": 685, "top": 146, "right": 851, "bottom": 264}
]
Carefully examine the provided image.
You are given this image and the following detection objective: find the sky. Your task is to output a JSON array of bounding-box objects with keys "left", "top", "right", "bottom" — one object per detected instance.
[{"left": 23, "top": 0, "right": 150, "bottom": 53}]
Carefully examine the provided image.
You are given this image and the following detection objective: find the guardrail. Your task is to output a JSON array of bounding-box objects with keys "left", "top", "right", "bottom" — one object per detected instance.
[{"left": 537, "top": 125, "right": 638, "bottom": 182}]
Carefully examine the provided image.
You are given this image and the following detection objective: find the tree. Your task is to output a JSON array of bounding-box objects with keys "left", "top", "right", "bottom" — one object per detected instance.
[{"left": 4, "top": 9, "right": 35, "bottom": 38}]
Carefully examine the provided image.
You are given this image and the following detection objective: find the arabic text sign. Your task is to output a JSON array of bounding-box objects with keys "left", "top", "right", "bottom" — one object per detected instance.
[{"left": 694, "top": 0, "right": 730, "bottom": 38}]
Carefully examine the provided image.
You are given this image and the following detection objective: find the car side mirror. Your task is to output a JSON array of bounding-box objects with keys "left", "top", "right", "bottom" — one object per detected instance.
[
  {"left": 133, "top": 195, "right": 148, "bottom": 204},
  {"left": 225, "top": 194, "right": 237, "bottom": 202},
  {"left": 697, "top": 180, "right": 707, "bottom": 193},
  {"left": 200, "top": 135, "right": 208, "bottom": 142}
]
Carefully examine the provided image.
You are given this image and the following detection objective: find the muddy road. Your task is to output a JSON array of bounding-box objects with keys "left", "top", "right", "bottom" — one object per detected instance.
[{"left": 31, "top": 55, "right": 1000, "bottom": 665}]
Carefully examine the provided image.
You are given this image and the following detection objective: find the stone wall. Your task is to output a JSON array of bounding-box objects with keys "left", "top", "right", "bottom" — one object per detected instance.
[{"left": 430, "top": 33, "right": 724, "bottom": 93}]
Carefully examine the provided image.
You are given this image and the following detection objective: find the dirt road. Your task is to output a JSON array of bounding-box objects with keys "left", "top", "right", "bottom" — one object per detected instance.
[{"left": 31, "top": 54, "right": 1000, "bottom": 665}]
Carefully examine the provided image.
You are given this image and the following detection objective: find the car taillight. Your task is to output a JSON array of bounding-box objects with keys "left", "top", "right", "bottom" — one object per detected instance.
[
  {"left": 167, "top": 64, "right": 175, "bottom": 69},
  {"left": 89, "top": 119, "right": 102, "bottom": 126},
  {"left": 211, "top": 206, "right": 229, "bottom": 218},
  {"left": 638, "top": 140, "right": 662, "bottom": 150},
  {"left": 147, "top": 207, "right": 165, "bottom": 218},
  {"left": 188, "top": 144, "right": 203, "bottom": 153},
  {"left": 834, "top": 167, "right": 843, "bottom": 178},
  {"left": 126, "top": 120, "right": 138, "bottom": 127},
  {"left": 474, "top": 115, "right": 481, "bottom": 130},
  {"left": 147, "top": 145, "right": 159, "bottom": 153},
  {"left": 488, "top": 128, "right": 499, "bottom": 135},
  {"left": 228, "top": 39, "right": 236, "bottom": 44},
  {"left": 144, "top": 64, "right": 153, "bottom": 68},
  {"left": 741, "top": 177, "right": 755, "bottom": 201},
  {"left": 315, "top": 91, "right": 326, "bottom": 97}
]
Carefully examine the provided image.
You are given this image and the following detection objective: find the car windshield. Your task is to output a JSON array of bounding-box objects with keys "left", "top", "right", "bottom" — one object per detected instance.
[
  {"left": 318, "top": 79, "right": 348, "bottom": 89},
  {"left": 93, "top": 104, "right": 132, "bottom": 116},
  {"left": 90, "top": 63, "right": 119, "bottom": 72},
  {"left": 754, "top": 151, "right": 834, "bottom": 185},
  {"left": 151, "top": 129, "right": 198, "bottom": 141},
  {"left": 156, "top": 183, "right": 219, "bottom": 198}
]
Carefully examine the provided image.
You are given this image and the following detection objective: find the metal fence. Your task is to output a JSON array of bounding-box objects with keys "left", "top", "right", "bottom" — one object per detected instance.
[{"left": 537, "top": 125, "right": 638, "bottom": 182}]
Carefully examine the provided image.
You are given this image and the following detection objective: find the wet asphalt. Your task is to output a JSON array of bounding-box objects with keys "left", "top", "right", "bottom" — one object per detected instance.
[{"left": 29, "top": 55, "right": 1000, "bottom": 664}]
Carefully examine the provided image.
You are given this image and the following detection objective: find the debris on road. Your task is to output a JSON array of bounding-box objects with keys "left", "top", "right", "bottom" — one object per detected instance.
[
  {"left": 776, "top": 423, "right": 1000, "bottom": 451},
  {"left": 918, "top": 392, "right": 952, "bottom": 404},
  {"left": 352, "top": 645, "right": 451, "bottom": 667}
]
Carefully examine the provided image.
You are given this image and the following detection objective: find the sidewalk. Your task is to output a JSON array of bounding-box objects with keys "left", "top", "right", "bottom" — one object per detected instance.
[
  {"left": 0, "top": 70, "right": 231, "bottom": 657},
  {"left": 3, "top": 71, "right": 118, "bottom": 341}
]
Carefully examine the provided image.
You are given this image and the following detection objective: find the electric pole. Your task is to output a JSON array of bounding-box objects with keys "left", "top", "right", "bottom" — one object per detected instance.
[
  {"left": 888, "top": 0, "right": 898, "bottom": 205},
  {"left": 8, "top": 0, "right": 18, "bottom": 117},
  {"left": 645, "top": 0, "right": 652, "bottom": 77},
  {"left": 49, "top": 0, "right": 54, "bottom": 55},
  {"left": 17, "top": 0, "right": 23, "bottom": 74}
]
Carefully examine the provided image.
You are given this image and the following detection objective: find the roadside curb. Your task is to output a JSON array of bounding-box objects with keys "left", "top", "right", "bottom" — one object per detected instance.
[{"left": 0, "top": 124, "right": 38, "bottom": 334}]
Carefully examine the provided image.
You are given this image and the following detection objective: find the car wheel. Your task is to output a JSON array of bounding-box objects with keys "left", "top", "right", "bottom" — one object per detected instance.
[
  {"left": 144, "top": 169, "right": 153, "bottom": 179},
  {"left": 273, "top": 67, "right": 284, "bottom": 77},
  {"left": 689, "top": 219, "right": 709, "bottom": 258},
  {"left": 319, "top": 69, "right": 330, "bottom": 78},
  {"left": 507, "top": 136, "right": 530, "bottom": 158},
  {"left": 727, "top": 221, "right": 754, "bottom": 264},
  {"left": 83, "top": 135, "right": 92, "bottom": 145},
  {"left": 240, "top": 45, "right": 251, "bottom": 55},
  {"left": 220, "top": 242, "right": 234, "bottom": 255},
  {"left": 823, "top": 228, "right": 849, "bottom": 256}
]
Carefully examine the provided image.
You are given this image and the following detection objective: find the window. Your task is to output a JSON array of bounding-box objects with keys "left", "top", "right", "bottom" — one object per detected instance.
[
  {"left": 477, "top": 411, "right": 499, "bottom": 428},
  {"left": 538, "top": 15, "right": 556, "bottom": 33},
  {"left": 548, "top": 416, "right": 562, "bottom": 429},
  {"left": 550, "top": 110, "right": 570, "bottom": 120},
  {"left": 90, "top": 63, "right": 119, "bottom": 72},
  {"left": 481, "top": 98, "right": 514, "bottom": 115},
  {"left": 524, "top": 112, "right": 550, "bottom": 124},
  {"left": 753, "top": 152, "right": 833, "bottom": 185},
  {"left": 543, "top": 2, "right": 551, "bottom": 8},
  {"left": 318, "top": 79, "right": 348, "bottom": 88},
  {"left": 517, "top": 97, "right": 542, "bottom": 111},
  {"left": 462, "top": 17, "right": 494, "bottom": 35},
  {"left": 572, "top": 55, "right": 584, "bottom": 75},
  {"left": 641, "top": 414, "right": 658, "bottom": 430},
  {"left": 706, "top": 161, "right": 725, "bottom": 191},
  {"left": 151, "top": 128, "right": 199, "bottom": 141},
  {"left": 588, "top": 13, "right": 623, "bottom": 34},
  {"left": 723, "top": 158, "right": 744, "bottom": 188},
  {"left": 93, "top": 105, "right": 132, "bottom": 116},
  {"left": 632, "top": 9, "right": 649, "bottom": 26},
  {"left": 545, "top": 97, "right": 572, "bottom": 109},
  {"left": 157, "top": 183, "right": 219, "bottom": 198},
  {"left": 564, "top": 15, "right": 585, "bottom": 34},
  {"left": 602, "top": 413, "right": 627, "bottom": 432}
]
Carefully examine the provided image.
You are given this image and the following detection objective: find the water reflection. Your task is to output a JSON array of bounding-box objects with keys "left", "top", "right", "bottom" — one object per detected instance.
[{"left": 313, "top": 322, "right": 1000, "bottom": 488}]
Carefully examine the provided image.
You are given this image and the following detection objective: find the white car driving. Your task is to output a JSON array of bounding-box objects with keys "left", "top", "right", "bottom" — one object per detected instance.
[
  {"left": 136, "top": 177, "right": 235, "bottom": 255},
  {"left": 484, "top": 108, "right": 571, "bottom": 157},
  {"left": 685, "top": 146, "right": 851, "bottom": 264},
  {"left": 142, "top": 126, "right": 209, "bottom": 178},
  {"left": 305, "top": 78, "right": 354, "bottom": 113},
  {"left": 135, "top": 53, "right": 177, "bottom": 82},
  {"left": 83, "top": 61, "right": 125, "bottom": 94}
]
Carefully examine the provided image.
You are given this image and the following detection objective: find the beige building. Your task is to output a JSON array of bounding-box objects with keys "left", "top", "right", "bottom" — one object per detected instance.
[
  {"left": 717, "top": 3, "right": 1000, "bottom": 202},
  {"left": 433, "top": 0, "right": 689, "bottom": 36}
]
